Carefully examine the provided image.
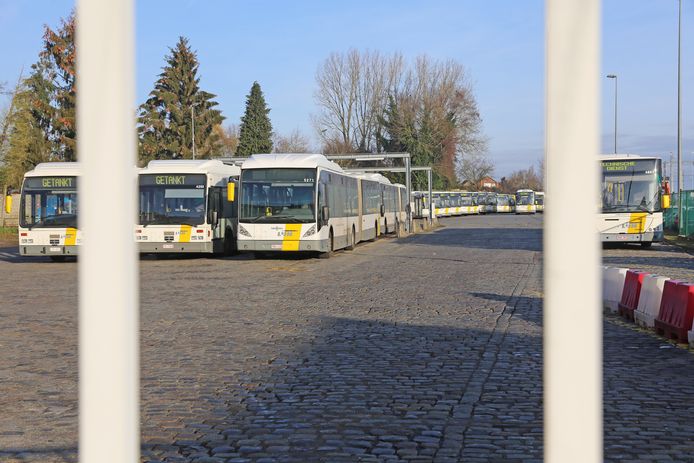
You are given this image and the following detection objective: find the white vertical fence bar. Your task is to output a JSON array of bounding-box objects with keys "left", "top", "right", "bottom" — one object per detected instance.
[
  {"left": 545, "top": 1, "right": 602, "bottom": 462},
  {"left": 77, "top": 1, "right": 139, "bottom": 462}
]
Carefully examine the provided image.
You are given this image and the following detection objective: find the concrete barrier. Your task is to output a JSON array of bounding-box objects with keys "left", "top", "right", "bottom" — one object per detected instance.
[
  {"left": 655, "top": 280, "right": 694, "bottom": 343},
  {"left": 603, "top": 267, "right": 628, "bottom": 313},
  {"left": 618, "top": 270, "right": 647, "bottom": 321},
  {"left": 634, "top": 275, "right": 669, "bottom": 328}
]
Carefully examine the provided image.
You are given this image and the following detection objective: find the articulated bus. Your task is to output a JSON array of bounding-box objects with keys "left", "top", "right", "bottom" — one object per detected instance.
[
  {"left": 515, "top": 189, "right": 536, "bottom": 214},
  {"left": 535, "top": 191, "right": 545, "bottom": 213},
  {"left": 433, "top": 192, "right": 452, "bottom": 217},
  {"left": 460, "top": 191, "right": 478, "bottom": 214},
  {"left": 136, "top": 160, "right": 240, "bottom": 254},
  {"left": 355, "top": 173, "right": 407, "bottom": 237},
  {"left": 17, "top": 162, "right": 81, "bottom": 261},
  {"left": 599, "top": 155, "right": 668, "bottom": 247}
]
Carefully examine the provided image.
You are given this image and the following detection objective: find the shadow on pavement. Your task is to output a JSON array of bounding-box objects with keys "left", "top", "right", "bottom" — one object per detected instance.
[{"left": 403, "top": 227, "right": 543, "bottom": 252}]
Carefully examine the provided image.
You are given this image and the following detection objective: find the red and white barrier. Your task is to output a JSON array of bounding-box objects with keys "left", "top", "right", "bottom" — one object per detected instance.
[
  {"left": 634, "top": 275, "right": 669, "bottom": 328},
  {"left": 618, "top": 270, "right": 647, "bottom": 321},
  {"left": 602, "top": 267, "right": 628, "bottom": 313},
  {"left": 655, "top": 280, "right": 694, "bottom": 344}
]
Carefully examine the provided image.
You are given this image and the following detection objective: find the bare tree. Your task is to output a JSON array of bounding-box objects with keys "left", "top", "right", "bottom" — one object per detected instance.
[
  {"left": 273, "top": 129, "right": 312, "bottom": 153},
  {"left": 213, "top": 124, "right": 239, "bottom": 157},
  {"left": 313, "top": 49, "right": 403, "bottom": 153},
  {"left": 503, "top": 166, "right": 543, "bottom": 193},
  {"left": 456, "top": 150, "right": 494, "bottom": 187}
]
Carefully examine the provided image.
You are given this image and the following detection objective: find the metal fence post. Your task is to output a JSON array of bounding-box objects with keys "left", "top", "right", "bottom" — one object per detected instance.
[
  {"left": 405, "top": 154, "right": 412, "bottom": 232},
  {"left": 77, "top": 1, "right": 139, "bottom": 462},
  {"left": 545, "top": 0, "right": 602, "bottom": 462},
  {"left": 427, "top": 169, "right": 433, "bottom": 223}
]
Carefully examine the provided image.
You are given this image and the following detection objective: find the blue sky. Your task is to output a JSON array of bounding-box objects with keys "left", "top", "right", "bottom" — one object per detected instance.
[{"left": 1, "top": 0, "right": 693, "bottom": 184}]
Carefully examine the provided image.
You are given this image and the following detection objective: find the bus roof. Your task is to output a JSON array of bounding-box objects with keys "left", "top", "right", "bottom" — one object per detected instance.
[
  {"left": 599, "top": 154, "right": 661, "bottom": 161},
  {"left": 353, "top": 172, "right": 392, "bottom": 185},
  {"left": 142, "top": 159, "right": 240, "bottom": 176},
  {"left": 241, "top": 153, "right": 343, "bottom": 173},
  {"left": 25, "top": 162, "right": 81, "bottom": 178}
]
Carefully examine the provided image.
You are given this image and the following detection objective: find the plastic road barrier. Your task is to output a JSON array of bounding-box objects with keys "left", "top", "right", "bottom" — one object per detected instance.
[
  {"left": 655, "top": 280, "right": 694, "bottom": 343},
  {"left": 618, "top": 270, "right": 647, "bottom": 322},
  {"left": 603, "top": 267, "right": 628, "bottom": 313},
  {"left": 634, "top": 275, "right": 669, "bottom": 329}
]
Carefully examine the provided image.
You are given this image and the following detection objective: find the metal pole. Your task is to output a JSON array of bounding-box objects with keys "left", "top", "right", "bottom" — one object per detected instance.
[
  {"left": 405, "top": 154, "right": 411, "bottom": 232},
  {"left": 678, "top": 0, "right": 684, "bottom": 234},
  {"left": 191, "top": 105, "right": 196, "bottom": 160},
  {"left": 77, "top": 0, "right": 139, "bottom": 462},
  {"left": 545, "top": 0, "right": 601, "bottom": 462},
  {"left": 427, "top": 168, "right": 433, "bottom": 223},
  {"left": 613, "top": 76, "right": 618, "bottom": 154}
]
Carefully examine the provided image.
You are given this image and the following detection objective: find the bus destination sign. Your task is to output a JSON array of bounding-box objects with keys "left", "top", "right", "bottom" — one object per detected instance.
[
  {"left": 601, "top": 159, "right": 658, "bottom": 174},
  {"left": 139, "top": 174, "right": 206, "bottom": 187},
  {"left": 24, "top": 176, "right": 77, "bottom": 190}
]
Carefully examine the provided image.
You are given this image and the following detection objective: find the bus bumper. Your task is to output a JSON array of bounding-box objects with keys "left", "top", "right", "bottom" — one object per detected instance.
[
  {"left": 19, "top": 245, "right": 78, "bottom": 256},
  {"left": 601, "top": 231, "right": 662, "bottom": 243},
  {"left": 237, "top": 239, "right": 329, "bottom": 253},
  {"left": 138, "top": 241, "right": 217, "bottom": 253}
]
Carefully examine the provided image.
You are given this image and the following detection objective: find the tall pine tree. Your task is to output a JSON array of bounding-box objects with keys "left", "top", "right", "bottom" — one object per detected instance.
[
  {"left": 138, "top": 37, "right": 224, "bottom": 163},
  {"left": 236, "top": 82, "right": 273, "bottom": 156}
]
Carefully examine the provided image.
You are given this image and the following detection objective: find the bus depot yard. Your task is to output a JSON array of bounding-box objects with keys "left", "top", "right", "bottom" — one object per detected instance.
[{"left": 1, "top": 213, "right": 694, "bottom": 463}]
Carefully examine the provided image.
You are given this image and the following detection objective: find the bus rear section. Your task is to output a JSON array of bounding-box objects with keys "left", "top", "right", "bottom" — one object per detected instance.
[
  {"left": 237, "top": 154, "right": 358, "bottom": 255},
  {"left": 136, "top": 160, "right": 239, "bottom": 255},
  {"left": 599, "top": 156, "right": 667, "bottom": 247},
  {"left": 18, "top": 163, "right": 81, "bottom": 261}
]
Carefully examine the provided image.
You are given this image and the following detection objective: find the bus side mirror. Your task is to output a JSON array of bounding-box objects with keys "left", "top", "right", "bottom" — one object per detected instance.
[
  {"left": 380, "top": 204, "right": 385, "bottom": 217},
  {"left": 662, "top": 194, "right": 671, "bottom": 209},
  {"left": 4, "top": 195, "right": 11, "bottom": 214},
  {"left": 227, "top": 182, "right": 235, "bottom": 202},
  {"left": 208, "top": 210, "right": 218, "bottom": 226},
  {"left": 321, "top": 206, "right": 330, "bottom": 222}
]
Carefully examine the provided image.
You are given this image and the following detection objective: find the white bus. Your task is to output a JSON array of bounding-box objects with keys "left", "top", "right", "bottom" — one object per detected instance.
[
  {"left": 515, "top": 189, "right": 537, "bottom": 214},
  {"left": 433, "top": 192, "right": 452, "bottom": 217},
  {"left": 460, "top": 191, "right": 478, "bottom": 214},
  {"left": 496, "top": 194, "right": 513, "bottom": 213},
  {"left": 535, "top": 191, "right": 545, "bottom": 213},
  {"left": 16, "top": 162, "right": 81, "bottom": 261},
  {"left": 136, "top": 160, "right": 240, "bottom": 254},
  {"left": 599, "top": 155, "right": 667, "bottom": 247},
  {"left": 237, "top": 154, "right": 359, "bottom": 255},
  {"left": 355, "top": 173, "right": 406, "bottom": 237}
]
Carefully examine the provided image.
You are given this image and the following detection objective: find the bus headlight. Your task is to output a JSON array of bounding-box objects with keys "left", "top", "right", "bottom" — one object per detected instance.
[
  {"left": 303, "top": 225, "right": 316, "bottom": 237},
  {"left": 238, "top": 225, "right": 251, "bottom": 237}
]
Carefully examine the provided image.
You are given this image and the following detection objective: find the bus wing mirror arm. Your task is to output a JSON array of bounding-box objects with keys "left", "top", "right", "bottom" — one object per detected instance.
[{"left": 321, "top": 206, "right": 330, "bottom": 222}]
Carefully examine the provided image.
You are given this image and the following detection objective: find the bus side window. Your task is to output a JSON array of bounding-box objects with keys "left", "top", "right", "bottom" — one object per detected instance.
[{"left": 317, "top": 182, "right": 327, "bottom": 229}]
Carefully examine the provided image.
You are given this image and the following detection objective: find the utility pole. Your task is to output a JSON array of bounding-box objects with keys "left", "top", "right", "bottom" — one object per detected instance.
[
  {"left": 191, "top": 104, "right": 197, "bottom": 160},
  {"left": 606, "top": 74, "right": 617, "bottom": 154},
  {"left": 677, "top": 0, "right": 683, "bottom": 234}
]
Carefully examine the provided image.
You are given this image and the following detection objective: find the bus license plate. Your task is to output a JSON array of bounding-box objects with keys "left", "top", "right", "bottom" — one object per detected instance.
[
  {"left": 49, "top": 247, "right": 61, "bottom": 252},
  {"left": 271, "top": 244, "right": 282, "bottom": 249},
  {"left": 163, "top": 244, "right": 173, "bottom": 249}
]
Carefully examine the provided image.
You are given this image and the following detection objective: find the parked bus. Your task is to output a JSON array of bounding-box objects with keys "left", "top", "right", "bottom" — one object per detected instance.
[
  {"left": 599, "top": 155, "right": 668, "bottom": 247},
  {"left": 535, "top": 191, "right": 545, "bottom": 213},
  {"left": 475, "top": 192, "right": 488, "bottom": 214},
  {"left": 237, "top": 154, "right": 359, "bottom": 255},
  {"left": 136, "top": 160, "right": 240, "bottom": 254},
  {"left": 496, "top": 194, "right": 513, "bottom": 213},
  {"left": 460, "top": 191, "right": 478, "bottom": 214},
  {"left": 433, "top": 192, "right": 452, "bottom": 217},
  {"left": 485, "top": 192, "right": 498, "bottom": 213},
  {"left": 355, "top": 173, "right": 405, "bottom": 237},
  {"left": 16, "top": 162, "right": 81, "bottom": 261},
  {"left": 515, "top": 189, "right": 537, "bottom": 214}
]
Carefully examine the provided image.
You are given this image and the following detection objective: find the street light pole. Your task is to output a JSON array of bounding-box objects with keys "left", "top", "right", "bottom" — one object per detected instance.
[
  {"left": 606, "top": 74, "right": 617, "bottom": 154},
  {"left": 677, "top": 0, "right": 683, "bottom": 234},
  {"left": 191, "top": 103, "right": 197, "bottom": 160}
]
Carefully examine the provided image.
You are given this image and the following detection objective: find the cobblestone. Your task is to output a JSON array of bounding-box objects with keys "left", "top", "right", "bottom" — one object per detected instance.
[{"left": 0, "top": 214, "right": 693, "bottom": 461}]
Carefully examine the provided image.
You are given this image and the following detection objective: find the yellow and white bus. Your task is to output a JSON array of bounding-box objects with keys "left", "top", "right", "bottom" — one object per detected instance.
[
  {"left": 16, "top": 162, "right": 81, "bottom": 261},
  {"left": 496, "top": 194, "right": 514, "bottom": 213},
  {"left": 599, "top": 155, "right": 667, "bottom": 248},
  {"left": 535, "top": 191, "right": 545, "bottom": 212},
  {"left": 515, "top": 189, "right": 537, "bottom": 214},
  {"left": 237, "top": 154, "right": 360, "bottom": 255},
  {"left": 460, "top": 191, "right": 478, "bottom": 214},
  {"left": 136, "top": 160, "right": 240, "bottom": 254}
]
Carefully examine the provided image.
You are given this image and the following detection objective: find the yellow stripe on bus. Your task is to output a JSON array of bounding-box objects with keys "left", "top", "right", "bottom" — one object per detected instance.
[
  {"left": 282, "top": 223, "right": 302, "bottom": 251},
  {"left": 65, "top": 227, "right": 77, "bottom": 246},
  {"left": 627, "top": 212, "right": 647, "bottom": 234},
  {"left": 179, "top": 224, "right": 192, "bottom": 243}
]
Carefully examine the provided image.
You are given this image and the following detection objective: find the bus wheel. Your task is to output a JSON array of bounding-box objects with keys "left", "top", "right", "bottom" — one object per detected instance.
[
  {"left": 49, "top": 256, "right": 67, "bottom": 262},
  {"left": 384, "top": 219, "right": 389, "bottom": 235},
  {"left": 640, "top": 241, "right": 653, "bottom": 249},
  {"left": 346, "top": 226, "right": 356, "bottom": 250},
  {"left": 395, "top": 219, "right": 400, "bottom": 237}
]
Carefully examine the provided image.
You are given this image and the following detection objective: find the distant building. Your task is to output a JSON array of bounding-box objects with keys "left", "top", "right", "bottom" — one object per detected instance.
[{"left": 479, "top": 176, "right": 498, "bottom": 190}]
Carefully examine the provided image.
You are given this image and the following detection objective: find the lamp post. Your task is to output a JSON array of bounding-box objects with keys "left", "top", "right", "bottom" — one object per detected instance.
[
  {"left": 606, "top": 74, "right": 617, "bottom": 154},
  {"left": 191, "top": 102, "right": 200, "bottom": 160},
  {"left": 677, "top": 0, "right": 684, "bottom": 234}
]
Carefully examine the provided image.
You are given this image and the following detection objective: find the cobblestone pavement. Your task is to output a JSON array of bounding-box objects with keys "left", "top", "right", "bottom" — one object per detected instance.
[
  {"left": 1, "top": 214, "right": 693, "bottom": 462},
  {"left": 603, "top": 240, "right": 694, "bottom": 281}
]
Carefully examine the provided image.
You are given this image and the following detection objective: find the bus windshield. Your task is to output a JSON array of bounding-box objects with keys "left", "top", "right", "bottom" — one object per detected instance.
[
  {"left": 139, "top": 174, "right": 207, "bottom": 226},
  {"left": 601, "top": 159, "right": 661, "bottom": 213},
  {"left": 20, "top": 176, "right": 78, "bottom": 229},
  {"left": 240, "top": 168, "right": 316, "bottom": 223},
  {"left": 516, "top": 192, "right": 534, "bottom": 205},
  {"left": 460, "top": 195, "right": 473, "bottom": 206}
]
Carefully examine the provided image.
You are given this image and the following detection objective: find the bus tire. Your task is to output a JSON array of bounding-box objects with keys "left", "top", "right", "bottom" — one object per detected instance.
[
  {"left": 346, "top": 226, "right": 356, "bottom": 250},
  {"left": 384, "top": 219, "right": 389, "bottom": 235},
  {"left": 395, "top": 218, "right": 400, "bottom": 237},
  {"left": 640, "top": 241, "right": 652, "bottom": 249},
  {"left": 49, "top": 256, "right": 67, "bottom": 262}
]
